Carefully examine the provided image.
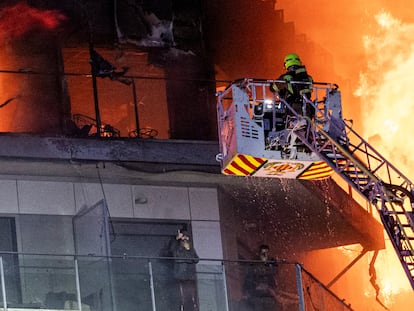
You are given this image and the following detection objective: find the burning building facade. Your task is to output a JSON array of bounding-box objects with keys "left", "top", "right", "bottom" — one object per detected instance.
[{"left": 0, "top": 1, "right": 411, "bottom": 310}]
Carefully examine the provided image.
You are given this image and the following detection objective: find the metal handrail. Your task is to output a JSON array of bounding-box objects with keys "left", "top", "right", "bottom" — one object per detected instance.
[{"left": 0, "top": 251, "right": 352, "bottom": 311}]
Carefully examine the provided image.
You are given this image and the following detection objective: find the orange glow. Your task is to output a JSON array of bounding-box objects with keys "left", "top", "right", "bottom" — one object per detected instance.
[
  {"left": 0, "top": 4, "right": 67, "bottom": 134},
  {"left": 356, "top": 11, "right": 414, "bottom": 179},
  {"left": 355, "top": 10, "right": 414, "bottom": 307}
]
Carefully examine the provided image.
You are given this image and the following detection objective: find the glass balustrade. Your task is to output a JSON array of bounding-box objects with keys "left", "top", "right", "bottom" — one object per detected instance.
[{"left": 0, "top": 253, "right": 352, "bottom": 311}]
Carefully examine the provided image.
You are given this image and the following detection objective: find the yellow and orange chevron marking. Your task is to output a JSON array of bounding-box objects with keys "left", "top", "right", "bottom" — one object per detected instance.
[
  {"left": 222, "top": 154, "right": 267, "bottom": 176},
  {"left": 299, "top": 161, "right": 333, "bottom": 180}
]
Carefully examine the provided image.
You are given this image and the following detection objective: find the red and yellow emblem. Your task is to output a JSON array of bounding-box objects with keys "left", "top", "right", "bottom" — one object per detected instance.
[
  {"left": 222, "top": 154, "right": 334, "bottom": 180},
  {"left": 254, "top": 160, "right": 308, "bottom": 178},
  {"left": 298, "top": 161, "right": 333, "bottom": 180},
  {"left": 222, "top": 154, "right": 266, "bottom": 176}
]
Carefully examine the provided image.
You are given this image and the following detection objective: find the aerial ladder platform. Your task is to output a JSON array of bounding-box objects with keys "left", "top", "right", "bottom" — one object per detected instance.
[{"left": 216, "top": 78, "right": 414, "bottom": 289}]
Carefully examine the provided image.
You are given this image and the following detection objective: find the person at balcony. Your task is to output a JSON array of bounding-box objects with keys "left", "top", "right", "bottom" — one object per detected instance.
[
  {"left": 171, "top": 229, "right": 200, "bottom": 311},
  {"left": 242, "top": 244, "right": 278, "bottom": 311},
  {"left": 269, "top": 53, "right": 314, "bottom": 120}
]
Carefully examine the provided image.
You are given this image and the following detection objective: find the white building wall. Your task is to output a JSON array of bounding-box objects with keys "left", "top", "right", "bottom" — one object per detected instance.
[
  {"left": 17, "top": 181, "right": 76, "bottom": 215},
  {"left": 0, "top": 180, "right": 18, "bottom": 213},
  {"left": 74, "top": 183, "right": 134, "bottom": 217},
  {"left": 0, "top": 179, "right": 223, "bottom": 259},
  {"left": 131, "top": 185, "right": 191, "bottom": 219}
]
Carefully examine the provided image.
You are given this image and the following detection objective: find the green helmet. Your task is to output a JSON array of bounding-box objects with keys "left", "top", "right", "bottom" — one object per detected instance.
[{"left": 284, "top": 53, "right": 302, "bottom": 70}]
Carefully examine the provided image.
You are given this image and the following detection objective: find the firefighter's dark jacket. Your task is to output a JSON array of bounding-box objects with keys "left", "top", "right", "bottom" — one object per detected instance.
[{"left": 270, "top": 65, "right": 313, "bottom": 116}]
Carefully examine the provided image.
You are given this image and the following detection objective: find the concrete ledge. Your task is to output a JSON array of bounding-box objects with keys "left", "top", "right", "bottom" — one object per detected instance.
[{"left": 0, "top": 134, "right": 220, "bottom": 166}]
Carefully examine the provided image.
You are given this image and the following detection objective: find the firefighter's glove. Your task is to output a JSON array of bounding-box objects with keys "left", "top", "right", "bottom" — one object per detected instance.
[{"left": 269, "top": 83, "right": 279, "bottom": 93}]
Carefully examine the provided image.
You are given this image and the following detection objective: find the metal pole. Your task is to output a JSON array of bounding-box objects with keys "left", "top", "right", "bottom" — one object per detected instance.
[
  {"left": 0, "top": 257, "right": 8, "bottom": 311},
  {"left": 86, "top": 6, "right": 101, "bottom": 138},
  {"left": 148, "top": 261, "right": 157, "bottom": 311},
  {"left": 221, "top": 263, "right": 230, "bottom": 311},
  {"left": 103, "top": 201, "right": 117, "bottom": 311},
  {"left": 295, "top": 264, "right": 305, "bottom": 311},
  {"left": 89, "top": 43, "right": 102, "bottom": 137},
  {"left": 74, "top": 259, "right": 83, "bottom": 311},
  {"left": 131, "top": 79, "right": 140, "bottom": 137}
]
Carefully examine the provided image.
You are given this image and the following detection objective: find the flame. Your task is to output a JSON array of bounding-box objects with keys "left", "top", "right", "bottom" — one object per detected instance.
[
  {"left": 355, "top": 10, "right": 414, "bottom": 306},
  {"left": 356, "top": 11, "right": 414, "bottom": 178},
  {"left": 276, "top": 1, "right": 414, "bottom": 308}
]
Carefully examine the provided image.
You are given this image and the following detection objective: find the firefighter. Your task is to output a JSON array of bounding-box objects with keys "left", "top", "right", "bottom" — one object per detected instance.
[{"left": 270, "top": 53, "right": 314, "bottom": 119}]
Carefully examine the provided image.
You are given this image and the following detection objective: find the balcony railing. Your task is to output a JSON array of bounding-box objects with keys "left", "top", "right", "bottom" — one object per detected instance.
[{"left": 0, "top": 252, "right": 353, "bottom": 311}]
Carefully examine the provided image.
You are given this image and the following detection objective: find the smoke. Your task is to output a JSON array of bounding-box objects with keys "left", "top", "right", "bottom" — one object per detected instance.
[{"left": 0, "top": 3, "right": 66, "bottom": 41}]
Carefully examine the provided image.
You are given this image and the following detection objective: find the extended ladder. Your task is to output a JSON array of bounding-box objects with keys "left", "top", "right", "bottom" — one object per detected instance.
[{"left": 290, "top": 90, "right": 414, "bottom": 289}]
